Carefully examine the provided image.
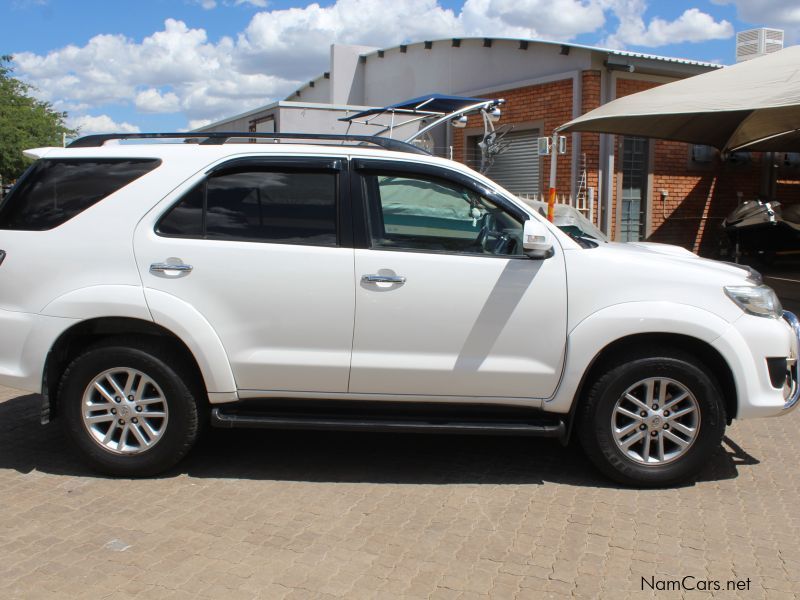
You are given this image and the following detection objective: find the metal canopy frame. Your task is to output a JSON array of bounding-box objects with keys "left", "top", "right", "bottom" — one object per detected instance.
[
  {"left": 340, "top": 96, "right": 505, "bottom": 143},
  {"left": 340, "top": 95, "right": 511, "bottom": 172}
]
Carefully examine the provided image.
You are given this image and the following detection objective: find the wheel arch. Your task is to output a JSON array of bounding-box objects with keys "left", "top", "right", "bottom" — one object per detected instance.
[
  {"left": 561, "top": 331, "right": 737, "bottom": 443},
  {"left": 42, "top": 317, "right": 213, "bottom": 421}
]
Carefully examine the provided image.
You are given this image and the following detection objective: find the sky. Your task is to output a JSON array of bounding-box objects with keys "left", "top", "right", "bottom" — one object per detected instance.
[{"left": 2, "top": 0, "right": 798, "bottom": 135}]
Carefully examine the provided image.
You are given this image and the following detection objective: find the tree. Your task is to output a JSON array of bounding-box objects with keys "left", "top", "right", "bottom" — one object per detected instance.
[{"left": 0, "top": 55, "right": 76, "bottom": 183}]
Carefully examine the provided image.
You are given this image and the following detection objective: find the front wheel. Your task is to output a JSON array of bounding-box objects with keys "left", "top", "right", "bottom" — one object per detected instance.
[
  {"left": 578, "top": 351, "right": 726, "bottom": 487},
  {"left": 59, "top": 341, "right": 200, "bottom": 477}
]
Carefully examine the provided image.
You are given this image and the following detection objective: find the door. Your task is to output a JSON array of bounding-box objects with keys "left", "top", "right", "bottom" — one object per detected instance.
[
  {"left": 133, "top": 157, "right": 355, "bottom": 393},
  {"left": 469, "top": 129, "right": 540, "bottom": 195},
  {"left": 620, "top": 136, "right": 649, "bottom": 242},
  {"left": 349, "top": 161, "right": 568, "bottom": 399}
]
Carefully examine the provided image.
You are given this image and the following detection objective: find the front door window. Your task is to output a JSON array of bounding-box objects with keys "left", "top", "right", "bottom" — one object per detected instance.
[{"left": 363, "top": 173, "right": 524, "bottom": 256}]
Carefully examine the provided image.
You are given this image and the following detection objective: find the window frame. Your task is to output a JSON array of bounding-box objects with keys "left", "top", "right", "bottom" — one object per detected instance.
[
  {"left": 351, "top": 158, "right": 530, "bottom": 259},
  {"left": 155, "top": 156, "right": 351, "bottom": 248}
]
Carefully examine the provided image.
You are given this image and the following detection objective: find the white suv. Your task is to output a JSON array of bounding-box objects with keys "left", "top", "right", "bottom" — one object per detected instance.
[{"left": 0, "top": 132, "right": 797, "bottom": 486}]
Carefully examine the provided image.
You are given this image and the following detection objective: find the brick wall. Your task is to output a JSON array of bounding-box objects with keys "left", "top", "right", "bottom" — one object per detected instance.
[
  {"left": 612, "top": 77, "right": 771, "bottom": 254},
  {"left": 775, "top": 157, "right": 800, "bottom": 209},
  {"left": 649, "top": 142, "right": 761, "bottom": 254},
  {"left": 448, "top": 72, "right": 795, "bottom": 256},
  {"left": 452, "top": 78, "right": 574, "bottom": 195},
  {"left": 580, "top": 71, "right": 602, "bottom": 198}
]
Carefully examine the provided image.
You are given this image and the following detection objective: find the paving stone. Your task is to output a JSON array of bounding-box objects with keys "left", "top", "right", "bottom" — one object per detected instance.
[{"left": 0, "top": 386, "right": 799, "bottom": 598}]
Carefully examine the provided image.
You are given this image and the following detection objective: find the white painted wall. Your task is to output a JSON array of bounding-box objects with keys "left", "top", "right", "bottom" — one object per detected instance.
[
  {"left": 294, "top": 76, "right": 331, "bottom": 103},
  {"left": 279, "top": 105, "right": 375, "bottom": 135},
  {"left": 364, "top": 40, "right": 592, "bottom": 104},
  {"left": 331, "top": 44, "right": 378, "bottom": 104}
]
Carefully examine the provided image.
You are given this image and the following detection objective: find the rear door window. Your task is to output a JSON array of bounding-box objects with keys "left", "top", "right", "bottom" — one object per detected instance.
[
  {"left": 157, "top": 165, "right": 339, "bottom": 246},
  {"left": 0, "top": 158, "right": 160, "bottom": 231}
]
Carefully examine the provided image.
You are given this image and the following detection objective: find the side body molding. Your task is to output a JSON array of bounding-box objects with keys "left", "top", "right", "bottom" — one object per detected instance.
[
  {"left": 144, "top": 288, "right": 238, "bottom": 399},
  {"left": 547, "top": 302, "right": 733, "bottom": 414},
  {"left": 41, "top": 285, "right": 153, "bottom": 321}
]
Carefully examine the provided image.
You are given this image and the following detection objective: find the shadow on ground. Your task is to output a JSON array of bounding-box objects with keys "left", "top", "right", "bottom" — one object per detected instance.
[{"left": 0, "top": 394, "right": 758, "bottom": 488}]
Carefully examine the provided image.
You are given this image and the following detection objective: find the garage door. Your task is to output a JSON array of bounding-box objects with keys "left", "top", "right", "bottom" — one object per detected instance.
[{"left": 474, "top": 129, "right": 540, "bottom": 195}]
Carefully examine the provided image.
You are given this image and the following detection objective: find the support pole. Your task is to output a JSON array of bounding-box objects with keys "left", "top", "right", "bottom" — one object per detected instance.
[{"left": 547, "top": 131, "right": 559, "bottom": 222}]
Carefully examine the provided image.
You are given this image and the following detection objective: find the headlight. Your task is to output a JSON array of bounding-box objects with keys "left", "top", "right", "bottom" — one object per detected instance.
[{"left": 724, "top": 284, "right": 783, "bottom": 318}]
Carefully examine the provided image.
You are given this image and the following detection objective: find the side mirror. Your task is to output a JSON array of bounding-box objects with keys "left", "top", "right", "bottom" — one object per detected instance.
[{"left": 522, "top": 219, "right": 554, "bottom": 258}]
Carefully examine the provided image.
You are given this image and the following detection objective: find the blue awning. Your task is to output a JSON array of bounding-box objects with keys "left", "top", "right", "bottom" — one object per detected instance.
[{"left": 343, "top": 94, "right": 490, "bottom": 121}]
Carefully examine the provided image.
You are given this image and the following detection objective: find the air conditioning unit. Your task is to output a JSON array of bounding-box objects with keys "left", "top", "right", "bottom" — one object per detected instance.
[{"left": 736, "top": 28, "right": 784, "bottom": 63}]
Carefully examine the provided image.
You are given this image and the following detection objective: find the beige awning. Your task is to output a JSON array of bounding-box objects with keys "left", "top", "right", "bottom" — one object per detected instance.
[{"left": 559, "top": 45, "right": 800, "bottom": 153}]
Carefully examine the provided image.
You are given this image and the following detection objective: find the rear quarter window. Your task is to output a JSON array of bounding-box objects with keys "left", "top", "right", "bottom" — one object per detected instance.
[{"left": 0, "top": 158, "right": 160, "bottom": 231}]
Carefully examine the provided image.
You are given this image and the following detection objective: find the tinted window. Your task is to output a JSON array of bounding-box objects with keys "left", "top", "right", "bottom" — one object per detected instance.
[
  {"left": 363, "top": 173, "right": 523, "bottom": 256},
  {"left": 156, "top": 183, "right": 203, "bottom": 237},
  {"left": 157, "top": 169, "right": 338, "bottom": 246},
  {"left": 0, "top": 159, "right": 160, "bottom": 230}
]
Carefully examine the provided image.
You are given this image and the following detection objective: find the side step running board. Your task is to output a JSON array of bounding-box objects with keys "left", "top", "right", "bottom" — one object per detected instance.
[{"left": 210, "top": 408, "right": 566, "bottom": 438}]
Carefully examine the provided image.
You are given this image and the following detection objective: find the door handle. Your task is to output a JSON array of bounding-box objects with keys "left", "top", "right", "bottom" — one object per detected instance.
[
  {"left": 362, "top": 274, "right": 406, "bottom": 284},
  {"left": 150, "top": 262, "right": 193, "bottom": 273}
]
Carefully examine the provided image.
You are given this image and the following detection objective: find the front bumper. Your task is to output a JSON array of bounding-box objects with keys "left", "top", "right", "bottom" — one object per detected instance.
[
  {"left": 712, "top": 309, "right": 799, "bottom": 419},
  {"left": 782, "top": 311, "right": 800, "bottom": 411}
]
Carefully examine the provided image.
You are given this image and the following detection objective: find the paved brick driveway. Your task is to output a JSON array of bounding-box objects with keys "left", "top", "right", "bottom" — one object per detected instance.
[{"left": 1, "top": 383, "right": 799, "bottom": 600}]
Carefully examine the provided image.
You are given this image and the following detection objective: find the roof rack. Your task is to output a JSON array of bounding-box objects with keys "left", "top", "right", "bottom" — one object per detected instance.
[{"left": 66, "top": 132, "right": 430, "bottom": 155}]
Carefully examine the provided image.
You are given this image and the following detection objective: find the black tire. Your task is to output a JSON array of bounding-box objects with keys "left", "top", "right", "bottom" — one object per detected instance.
[
  {"left": 577, "top": 349, "right": 726, "bottom": 487},
  {"left": 58, "top": 340, "right": 200, "bottom": 477}
]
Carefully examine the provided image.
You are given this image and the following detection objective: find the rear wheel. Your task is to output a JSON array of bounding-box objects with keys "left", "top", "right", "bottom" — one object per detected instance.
[
  {"left": 578, "top": 351, "right": 726, "bottom": 486},
  {"left": 59, "top": 341, "right": 200, "bottom": 477}
]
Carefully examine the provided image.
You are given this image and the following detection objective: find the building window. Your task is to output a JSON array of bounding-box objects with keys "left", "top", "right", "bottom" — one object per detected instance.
[
  {"left": 691, "top": 144, "right": 715, "bottom": 164},
  {"left": 620, "top": 137, "right": 649, "bottom": 242}
]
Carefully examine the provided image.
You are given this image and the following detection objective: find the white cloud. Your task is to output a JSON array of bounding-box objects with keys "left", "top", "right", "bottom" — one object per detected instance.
[
  {"left": 604, "top": 2, "right": 733, "bottom": 48},
  {"left": 14, "top": 18, "right": 294, "bottom": 124},
  {"left": 197, "top": 0, "right": 269, "bottom": 8},
  {"left": 234, "top": 0, "right": 461, "bottom": 77},
  {"left": 712, "top": 0, "right": 800, "bottom": 41},
  {"left": 12, "top": 1, "right": 737, "bottom": 131},
  {"left": 134, "top": 88, "right": 181, "bottom": 113},
  {"left": 68, "top": 114, "right": 140, "bottom": 135},
  {"left": 188, "top": 118, "right": 214, "bottom": 130},
  {"left": 462, "top": 0, "right": 605, "bottom": 40}
]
